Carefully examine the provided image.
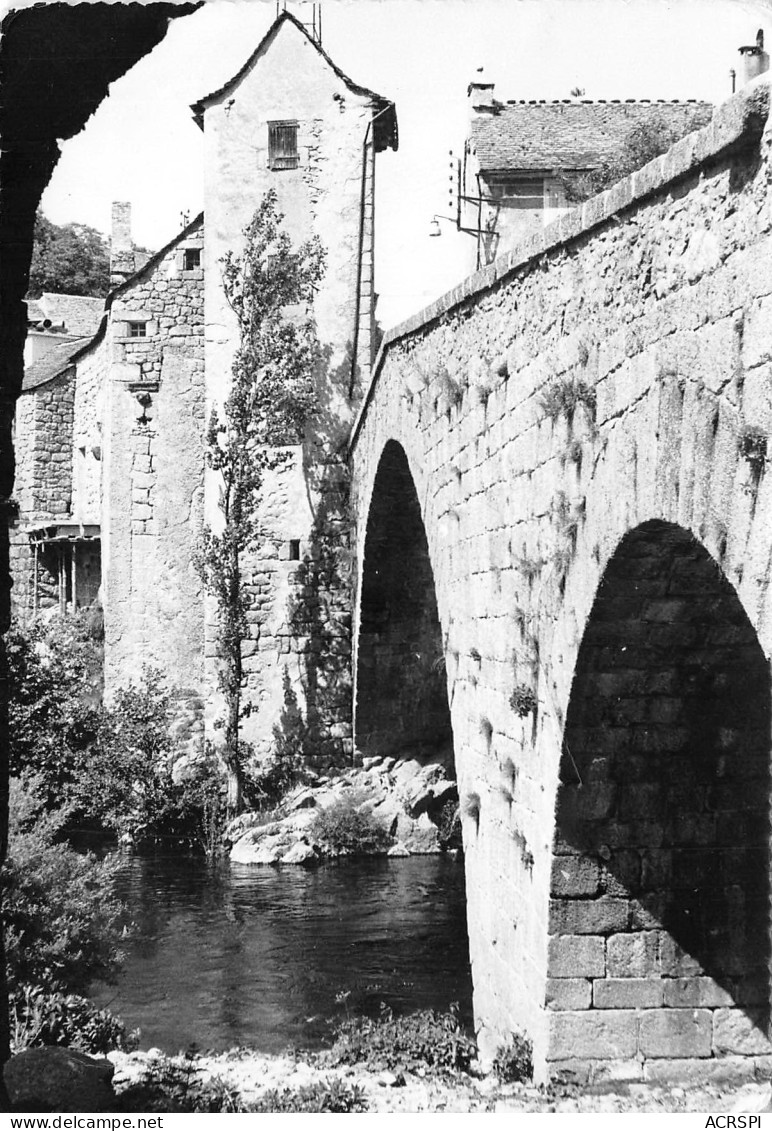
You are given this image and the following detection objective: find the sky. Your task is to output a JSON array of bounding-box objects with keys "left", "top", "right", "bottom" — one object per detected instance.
[{"left": 11, "top": 0, "right": 772, "bottom": 325}]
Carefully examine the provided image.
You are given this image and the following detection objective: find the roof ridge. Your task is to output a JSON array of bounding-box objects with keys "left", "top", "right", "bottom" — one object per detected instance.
[{"left": 501, "top": 97, "right": 712, "bottom": 106}]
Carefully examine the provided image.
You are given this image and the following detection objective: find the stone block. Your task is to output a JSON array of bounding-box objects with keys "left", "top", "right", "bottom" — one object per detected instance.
[
  {"left": 638, "top": 1009, "right": 712, "bottom": 1058},
  {"left": 550, "top": 855, "right": 601, "bottom": 897},
  {"left": 643, "top": 1054, "right": 771, "bottom": 1085},
  {"left": 663, "top": 977, "right": 733, "bottom": 1008},
  {"left": 593, "top": 978, "right": 664, "bottom": 1009},
  {"left": 659, "top": 935, "right": 703, "bottom": 977},
  {"left": 549, "top": 897, "right": 629, "bottom": 936},
  {"left": 546, "top": 978, "right": 592, "bottom": 1011},
  {"left": 548, "top": 934, "right": 606, "bottom": 978},
  {"left": 548, "top": 1010, "right": 639, "bottom": 1061},
  {"left": 713, "top": 1008, "right": 772, "bottom": 1056}
]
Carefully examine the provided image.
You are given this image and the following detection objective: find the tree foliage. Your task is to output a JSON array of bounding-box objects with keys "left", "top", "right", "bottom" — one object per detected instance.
[
  {"left": 559, "top": 116, "right": 685, "bottom": 203},
  {"left": 7, "top": 615, "right": 224, "bottom": 853},
  {"left": 28, "top": 211, "right": 111, "bottom": 298},
  {"left": 3, "top": 777, "right": 126, "bottom": 995},
  {"left": 197, "top": 189, "right": 325, "bottom": 815}
]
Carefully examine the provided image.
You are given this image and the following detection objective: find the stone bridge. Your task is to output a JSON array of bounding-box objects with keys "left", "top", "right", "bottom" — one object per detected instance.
[{"left": 348, "top": 77, "right": 772, "bottom": 1083}]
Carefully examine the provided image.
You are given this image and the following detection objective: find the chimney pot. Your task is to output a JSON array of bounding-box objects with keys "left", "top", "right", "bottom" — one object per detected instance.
[
  {"left": 739, "top": 28, "right": 769, "bottom": 85},
  {"left": 468, "top": 69, "right": 495, "bottom": 111}
]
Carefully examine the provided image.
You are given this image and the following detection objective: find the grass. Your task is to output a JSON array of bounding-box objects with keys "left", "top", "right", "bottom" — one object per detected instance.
[
  {"left": 538, "top": 376, "right": 597, "bottom": 425},
  {"left": 738, "top": 424, "right": 767, "bottom": 481}
]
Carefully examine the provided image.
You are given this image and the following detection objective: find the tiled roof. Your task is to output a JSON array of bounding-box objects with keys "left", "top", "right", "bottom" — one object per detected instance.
[
  {"left": 191, "top": 11, "right": 398, "bottom": 152},
  {"left": 470, "top": 100, "right": 714, "bottom": 173},
  {"left": 38, "top": 293, "right": 105, "bottom": 336},
  {"left": 22, "top": 337, "right": 92, "bottom": 392}
]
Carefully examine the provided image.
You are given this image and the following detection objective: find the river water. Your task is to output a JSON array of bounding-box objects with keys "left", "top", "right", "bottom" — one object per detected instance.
[{"left": 91, "top": 853, "right": 473, "bottom": 1054}]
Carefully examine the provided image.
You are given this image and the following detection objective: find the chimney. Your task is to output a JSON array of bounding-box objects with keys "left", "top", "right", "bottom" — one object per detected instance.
[
  {"left": 738, "top": 29, "right": 769, "bottom": 85},
  {"left": 468, "top": 68, "right": 495, "bottom": 112},
  {"left": 110, "top": 201, "right": 135, "bottom": 287}
]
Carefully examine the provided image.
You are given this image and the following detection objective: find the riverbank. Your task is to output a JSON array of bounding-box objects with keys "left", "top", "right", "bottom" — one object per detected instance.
[{"left": 108, "top": 1048, "right": 772, "bottom": 1113}]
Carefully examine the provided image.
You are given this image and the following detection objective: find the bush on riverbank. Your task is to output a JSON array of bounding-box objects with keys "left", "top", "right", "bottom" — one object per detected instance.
[
  {"left": 4, "top": 777, "right": 126, "bottom": 995},
  {"left": 308, "top": 794, "right": 393, "bottom": 855},
  {"left": 326, "top": 1004, "right": 476, "bottom": 1074},
  {"left": 10, "top": 987, "right": 138, "bottom": 1055},
  {"left": 4, "top": 776, "right": 132, "bottom": 1056},
  {"left": 7, "top": 616, "right": 226, "bottom": 852}
]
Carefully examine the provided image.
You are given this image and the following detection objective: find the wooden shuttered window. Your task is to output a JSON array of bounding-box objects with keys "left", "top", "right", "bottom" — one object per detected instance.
[{"left": 268, "top": 120, "right": 299, "bottom": 169}]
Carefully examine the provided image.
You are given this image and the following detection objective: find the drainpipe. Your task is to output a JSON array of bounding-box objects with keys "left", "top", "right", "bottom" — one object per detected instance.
[
  {"left": 349, "top": 104, "right": 392, "bottom": 400},
  {"left": 475, "top": 173, "right": 484, "bottom": 271}
]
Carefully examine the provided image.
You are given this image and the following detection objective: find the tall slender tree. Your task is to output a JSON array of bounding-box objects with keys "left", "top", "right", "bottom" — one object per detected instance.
[{"left": 197, "top": 190, "right": 325, "bottom": 815}]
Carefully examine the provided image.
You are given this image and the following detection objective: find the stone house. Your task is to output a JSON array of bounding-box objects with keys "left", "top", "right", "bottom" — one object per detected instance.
[
  {"left": 459, "top": 80, "right": 713, "bottom": 268},
  {"left": 12, "top": 10, "right": 397, "bottom": 765}
]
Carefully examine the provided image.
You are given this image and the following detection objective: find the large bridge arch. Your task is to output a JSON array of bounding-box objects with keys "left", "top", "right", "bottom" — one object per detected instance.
[
  {"left": 354, "top": 438, "right": 454, "bottom": 763},
  {"left": 548, "top": 519, "right": 771, "bottom": 1073},
  {"left": 349, "top": 79, "right": 772, "bottom": 1082}
]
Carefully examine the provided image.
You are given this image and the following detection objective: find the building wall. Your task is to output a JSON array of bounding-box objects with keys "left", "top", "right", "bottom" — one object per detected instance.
[
  {"left": 102, "top": 219, "right": 205, "bottom": 716},
  {"left": 350, "top": 78, "right": 772, "bottom": 1082},
  {"left": 71, "top": 336, "right": 107, "bottom": 525},
  {"left": 200, "top": 20, "right": 383, "bottom": 757},
  {"left": 10, "top": 370, "right": 75, "bottom": 617}
]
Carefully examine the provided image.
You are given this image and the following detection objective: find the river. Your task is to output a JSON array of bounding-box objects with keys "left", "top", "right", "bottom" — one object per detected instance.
[{"left": 91, "top": 853, "right": 473, "bottom": 1054}]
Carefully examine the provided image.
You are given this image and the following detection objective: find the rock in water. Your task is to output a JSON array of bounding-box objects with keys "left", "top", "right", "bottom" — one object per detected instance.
[{"left": 5, "top": 1047, "right": 115, "bottom": 1112}]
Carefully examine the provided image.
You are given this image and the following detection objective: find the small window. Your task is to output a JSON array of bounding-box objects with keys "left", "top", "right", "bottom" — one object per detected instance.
[
  {"left": 183, "top": 248, "right": 201, "bottom": 271},
  {"left": 268, "top": 120, "right": 299, "bottom": 170},
  {"left": 288, "top": 539, "right": 301, "bottom": 561},
  {"left": 127, "top": 322, "right": 147, "bottom": 338}
]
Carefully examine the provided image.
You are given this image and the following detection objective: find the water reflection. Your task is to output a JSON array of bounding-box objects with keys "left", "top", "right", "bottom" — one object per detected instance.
[{"left": 92, "top": 854, "right": 472, "bottom": 1054}]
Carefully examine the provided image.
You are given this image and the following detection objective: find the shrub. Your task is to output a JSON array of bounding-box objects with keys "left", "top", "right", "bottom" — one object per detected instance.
[
  {"left": 3, "top": 776, "right": 126, "bottom": 994},
  {"left": 309, "top": 797, "right": 392, "bottom": 855},
  {"left": 558, "top": 116, "right": 682, "bottom": 202},
  {"left": 251, "top": 1080, "right": 368, "bottom": 1113},
  {"left": 492, "top": 1033, "right": 533, "bottom": 1083},
  {"left": 328, "top": 1004, "right": 476, "bottom": 1074},
  {"left": 69, "top": 671, "right": 178, "bottom": 840},
  {"left": 6, "top": 614, "right": 102, "bottom": 804},
  {"left": 509, "top": 684, "right": 537, "bottom": 718},
  {"left": 10, "top": 986, "right": 138, "bottom": 1055},
  {"left": 738, "top": 424, "right": 767, "bottom": 481}
]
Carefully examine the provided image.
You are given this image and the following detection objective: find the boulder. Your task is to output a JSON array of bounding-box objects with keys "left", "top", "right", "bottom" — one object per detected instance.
[
  {"left": 285, "top": 786, "right": 317, "bottom": 811},
  {"left": 231, "top": 833, "right": 284, "bottom": 864},
  {"left": 5, "top": 1047, "right": 115, "bottom": 1112},
  {"left": 402, "top": 765, "right": 446, "bottom": 816},
  {"left": 281, "top": 839, "right": 319, "bottom": 865},
  {"left": 395, "top": 811, "right": 441, "bottom": 855},
  {"left": 390, "top": 758, "right": 424, "bottom": 789}
]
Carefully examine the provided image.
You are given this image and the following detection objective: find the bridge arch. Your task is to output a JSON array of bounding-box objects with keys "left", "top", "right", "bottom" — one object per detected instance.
[
  {"left": 354, "top": 439, "right": 454, "bottom": 764},
  {"left": 548, "top": 519, "right": 771, "bottom": 1069}
]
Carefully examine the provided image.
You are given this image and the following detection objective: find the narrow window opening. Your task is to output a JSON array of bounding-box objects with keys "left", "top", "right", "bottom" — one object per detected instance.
[
  {"left": 183, "top": 248, "right": 201, "bottom": 271},
  {"left": 289, "top": 539, "right": 301, "bottom": 561},
  {"left": 268, "top": 121, "right": 299, "bottom": 170}
]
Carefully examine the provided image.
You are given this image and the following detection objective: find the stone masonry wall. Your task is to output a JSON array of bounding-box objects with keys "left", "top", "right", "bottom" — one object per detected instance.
[
  {"left": 350, "top": 78, "right": 772, "bottom": 1082},
  {"left": 103, "top": 219, "right": 205, "bottom": 742},
  {"left": 10, "top": 369, "right": 75, "bottom": 617}
]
